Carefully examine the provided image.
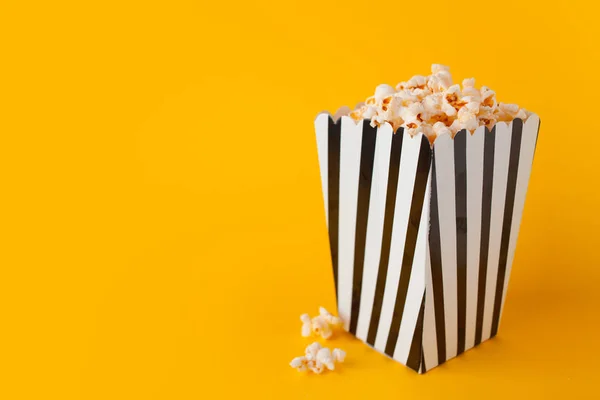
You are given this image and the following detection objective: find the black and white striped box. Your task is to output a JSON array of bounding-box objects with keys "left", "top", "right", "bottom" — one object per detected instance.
[{"left": 315, "top": 113, "right": 540, "bottom": 373}]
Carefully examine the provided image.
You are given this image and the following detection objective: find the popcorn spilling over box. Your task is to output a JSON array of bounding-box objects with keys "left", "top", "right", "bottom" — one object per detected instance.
[{"left": 314, "top": 65, "right": 540, "bottom": 373}]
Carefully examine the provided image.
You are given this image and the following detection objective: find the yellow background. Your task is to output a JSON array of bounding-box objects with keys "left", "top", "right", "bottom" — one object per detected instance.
[{"left": 1, "top": 0, "right": 599, "bottom": 398}]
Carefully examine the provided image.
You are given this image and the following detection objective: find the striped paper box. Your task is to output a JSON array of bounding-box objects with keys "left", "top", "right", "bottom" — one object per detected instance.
[{"left": 315, "top": 113, "right": 540, "bottom": 373}]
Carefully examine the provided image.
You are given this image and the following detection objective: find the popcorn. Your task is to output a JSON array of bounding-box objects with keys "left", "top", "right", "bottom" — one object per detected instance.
[
  {"left": 499, "top": 103, "right": 520, "bottom": 118},
  {"left": 319, "top": 306, "right": 342, "bottom": 327},
  {"left": 316, "top": 347, "right": 335, "bottom": 370},
  {"left": 290, "top": 342, "right": 346, "bottom": 374},
  {"left": 400, "top": 102, "right": 425, "bottom": 127},
  {"left": 461, "top": 78, "right": 481, "bottom": 100},
  {"left": 345, "top": 64, "right": 530, "bottom": 143},
  {"left": 462, "top": 77, "right": 475, "bottom": 88},
  {"left": 372, "top": 113, "right": 388, "bottom": 129},
  {"left": 300, "top": 307, "right": 342, "bottom": 339},
  {"left": 349, "top": 109, "right": 363, "bottom": 121},
  {"left": 332, "top": 348, "right": 346, "bottom": 363},
  {"left": 300, "top": 314, "right": 312, "bottom": 337},
  {"left": 310, "top": 362, "right": 325, "bottom": 374},
  {"left": 374, "top": 84, "right": 396, "bottom": 102},
  {"left": 311, "top": 316, "right": 333, "bottom": 339},
  {"left": 480, "top": 86, "right": 496, "bottom": 108},
  {"left": 290, "top": 356, "right": 309, "bottom": 372},
  {"left": 405, "top": 75, "right": 428, "bottom": 89},
  {"left": 431, "top": 64, "right": 450, "bottom": 74},
  {"left": 441, "top": 101, "right": 458, "bottom": 117},
  {"left": 516, "top": 108, "right": 528, "bottom": 120},
  {"left": 495, "top": 103, "right": 523, "bottom": 122},
  {"left": 362, "top": 106, "right": 377, "bottom": 119},
  {"left": 457, "top": 108, "right": 479, "bottom": 132},
  {"left": 433, "top": 121, "right": 452, "bottom": 138},
  {"left": 464, "top": 100, "right": 480, "bottom": 114},
  {"left": 305, "top": 341, "right": 322, "bottom": 360},
  {"left": 427, "top": 67, "right": 453, "bottom": 92},
  {"left": 423, "top": 93, "right": 443, "bottom": 116}
]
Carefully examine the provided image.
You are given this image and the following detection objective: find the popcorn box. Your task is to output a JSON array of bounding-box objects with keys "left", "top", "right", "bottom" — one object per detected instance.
[{"left": 315, "top": 113, "right": 540, "bottom": 373}]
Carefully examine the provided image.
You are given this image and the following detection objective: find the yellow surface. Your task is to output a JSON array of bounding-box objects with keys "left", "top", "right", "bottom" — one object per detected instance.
[{"left": 1, "top": 0, "right": 599, "bottom": 398}]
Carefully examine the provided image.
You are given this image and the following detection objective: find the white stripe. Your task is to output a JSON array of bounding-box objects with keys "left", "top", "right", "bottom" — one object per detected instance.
[
  {"left": 374, "top": 133, "right": 421, "bottom": 351},
  {"left": 394, "top": 166, "right": 431, "bottom": 363},
  {"left": 355, "top": 124, "right": 393, "bottom": 341},
  {"left": 465, "top": 126, "right": 485, "bottom": 350},
  {"left": 481, "top": 122, "right": 512, "bottom": 341},
  {"left": 337, "top": 117, "right": 364, "bottom": 330},
  {"left": 500, "top": 115, "right": 539, "bottom": 318},
  {"left": 433, "top": 133, "right": 458, "bottom": 360},
  {"left": 422, "top": 245, "right": 438, "bottom": 370},
  {"left": 315, "top": 113, "right": 330, "bottom": 224}
]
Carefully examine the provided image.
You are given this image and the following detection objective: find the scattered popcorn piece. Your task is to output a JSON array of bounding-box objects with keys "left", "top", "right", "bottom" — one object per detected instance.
[
  {"left": 300, "top": 314, "right": 312, "bottom": 337},
  {"left": 291, "top": 343, "right": 346, "bottom": 374},
  {"left": 310, "top": 362, "right": 325, "bottom": 374},
  {"left": 300, "top": 307, "right": 343, "bottom": 339},
  {"left": 332, "top": 348, "right": 346, "bottom": 363},
  {"left": 342, "top": 64, "right": 530, "bottom": 142},
  {"left": 319, "top": 307, "right": 342, "bottom": 327},
  {"left": 310, "top": 315, "right": 332, "bottom": 339},
  {"left": 316, "top": 347, "right": 335, "bottom": 371},
  {"left": 305, "top": 342, "right": 322, "bottom": 361},
  {"left": 290, "top": 356, "right": 309, "bottom": 372}
]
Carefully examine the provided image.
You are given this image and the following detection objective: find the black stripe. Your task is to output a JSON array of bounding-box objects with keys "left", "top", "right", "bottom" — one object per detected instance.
[
  {"left": 366, "top": 128, "right": 404, "bottom": 345},
  {"left": 420, "top": 345, "right": 427, "bottom": 373},
  {"left": 429, "top": 151, "right": 446, "bottom": 364},
  {"left": 490, "top": 120, "right": 523, "bottom": 337},
  {"left": 349, "top": 122, "right": 378, "bottom": 335},
  {"left": 405, "top": 293, "right": 426, "bottom": 372},
  {"left": 327, "top": 118, "right": 341, "bottom": 300},
  {"left": 384, "top": 136, "right": 431, "bottom": 356},
  {"left": 454, "top": 129, "right": 468, "bottom": 355},
  {"left": 475, "top": 126, "right": 496, "bottom": 346}
]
